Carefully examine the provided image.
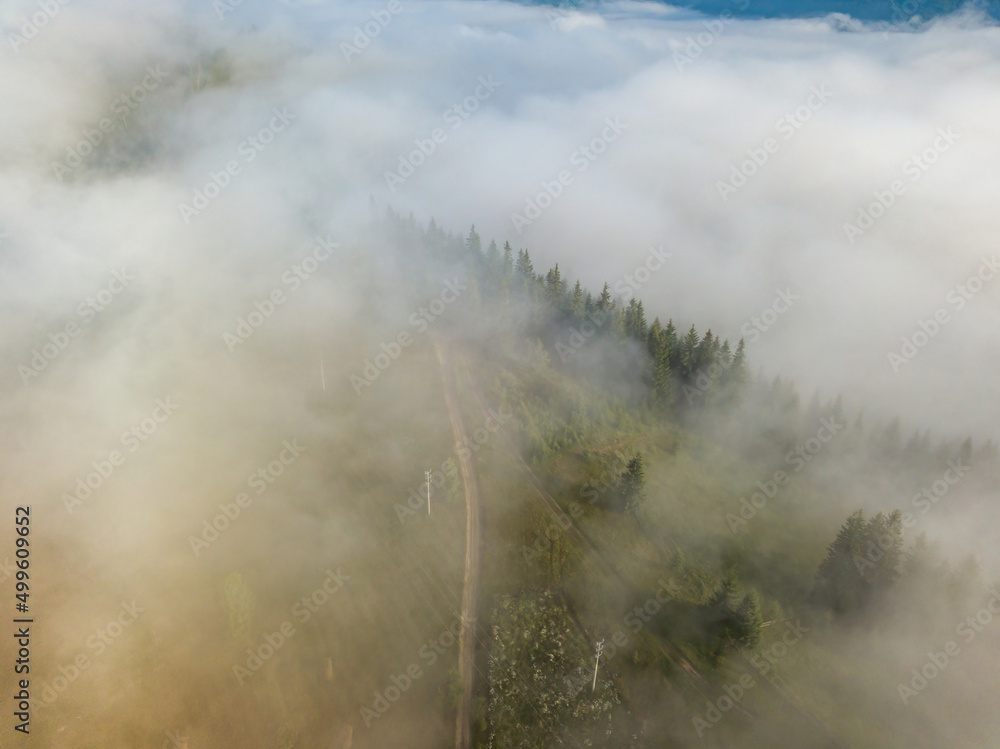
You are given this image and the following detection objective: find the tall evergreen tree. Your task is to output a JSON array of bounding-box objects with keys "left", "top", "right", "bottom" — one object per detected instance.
[
  {"left": 700, "top": 567, "right": 751, "bottom": 663},
  {"left": 596, "top": 283, "right": 612, "bottom": 312},
  {"left": 570, "top": 280, "right": 585, "bottom": 321},
  {"left": 515, "top": 249, "right": 535, "bottom": 290},
  {"left": 544, "top": 264, "right": 565, "bottom": 308},
  {"left": 466, "top": 225, "right": 482, "bottom": 256},
  {"left": 695, "top": 329, "right": 717, "bottom": 372},
  {"left": 485, "top": 238, "right": 500, "bottom": 267},
  {"left": 652, "top": 346, "right": 674, "bottom": 412},
  {"left": 717, "top": 339, "right": 732, "bottom": 369},
  {"left": 622, "top": 453, "right": 646, "bottom": 513},
  {"left": 680, "top": 325, "right": 700, "bottom": 379},
  {"left": 626, "top": 299, "right": 648, "bottom": 340},
  {"left": 813, "top": 510, "right": 870, "bottom": 615},
  {"left": 647, "top": 318, "right": 664, "bottom": 360},
  {"left": 728, "top": 338, "right": 747, "bottom": 386},
  {"left": 813, "top": 510, "right": 904, "bottom": 617},
  {"left": 733, "top": 591, "right": 763, "bottom": 649},
  {"left": 663, "top": 319, "right": 678, "bottom": 367}
]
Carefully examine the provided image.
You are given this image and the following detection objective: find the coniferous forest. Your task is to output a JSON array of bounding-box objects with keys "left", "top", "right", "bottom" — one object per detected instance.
[{"left": 356, "top": 211, "right": 1000, "bottom": 748}]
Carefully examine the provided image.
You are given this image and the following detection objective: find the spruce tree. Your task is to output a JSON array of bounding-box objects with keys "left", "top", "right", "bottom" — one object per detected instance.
[
  {"left": 544, "top": 264, "right": 564, "bottom": 308},
  {"left": 515, "top": 249, "right": 535, "bottom": 291},
  {"left": 466, "top": 225, "right": 482, "bottom": 255},
  {"left": 623, "top": 453, "right": 646, "bottom": 513},
  {"left": 570, "top": 280, "right": 585, "bottom": 321},
  {"left": 596, "top": 283, "right": 612, "bottom": 311},
  {"left": 680, "top": 325, "right": 700, "bottom": 379},
  {"left": 695, "top": 329, "right": 717, "bottom": 372},
  {"left": 728, "top": 338, "right": 747, "bottom": 386},
  {"left": 502, "top": 241, "right": 514, "bottom": 281},
  {"left": 663, "top": 319, "right": 678, "bottom": 367},
  {"left": 813, "top": 510, "right": 869, "bottom": 615},
  {"left": 653, "top": 346, "right": 674, "bottom": 412},
  {"left": 734, "top": 592, "right": 763, "bottom": 649},
  {"left": 485, "top": 238, "right": 500, "bottom": 267},
  {"left": 631, "top": 300, "right": 648, "bottom": 340},
  {"left": 647, "top": 318, "right": 664, "bottom": 360},
  {"left": 717, "top": 339, "right": 732, "bottom": 369},
  {"left": 813, "top": 510, "right": 904, "bottom": 617}
]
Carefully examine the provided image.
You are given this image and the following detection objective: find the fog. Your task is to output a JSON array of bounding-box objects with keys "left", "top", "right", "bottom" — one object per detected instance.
[{"left": 0, "top": 0, "right": 998, "bottom": 746}]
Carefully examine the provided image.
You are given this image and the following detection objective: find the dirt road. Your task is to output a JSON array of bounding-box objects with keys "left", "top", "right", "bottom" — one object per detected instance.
[{"left": 435, "top": 341, "right": 480, "bottom": 749}]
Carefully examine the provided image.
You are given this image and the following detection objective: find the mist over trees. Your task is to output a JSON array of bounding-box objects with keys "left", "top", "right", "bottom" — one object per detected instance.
[{"left": 366, "top": 210, "right": 1000, "bottom": 746}]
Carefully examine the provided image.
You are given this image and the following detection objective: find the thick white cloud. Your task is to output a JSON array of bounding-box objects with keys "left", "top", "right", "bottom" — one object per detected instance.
[
  {"left": 1, "top": 1, "right": 998, "bottom": 743},
  {"left": 1, "top": 0, "right": 997, "bottom": 508}
]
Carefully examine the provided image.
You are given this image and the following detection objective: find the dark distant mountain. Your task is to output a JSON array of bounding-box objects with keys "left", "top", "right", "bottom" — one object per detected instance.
[{"left": 529, "top": 0, "right": 997, "bottom": 23}]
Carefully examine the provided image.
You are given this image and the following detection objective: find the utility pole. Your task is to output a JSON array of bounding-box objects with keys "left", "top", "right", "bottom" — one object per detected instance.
[
  {"left": 425, "top": 470, "right": 432, "bottom": 515},
  {"left": 592, "top": 639, "right": 605, "bottom": 692}
]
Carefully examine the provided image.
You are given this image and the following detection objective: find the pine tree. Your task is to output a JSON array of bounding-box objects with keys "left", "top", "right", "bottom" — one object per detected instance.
[
  {"left": 624, "top": 299, "right": 647, "bottom": 340},
  {"left": 865, "top": 510, "right": 903, "bottom": 592},
  {"left": 647, "top": 318, "right": 664, "bottom": 360},
  {"left": 680, "top": 325, "right": 700, "bottom": 379},
  {"left": 485, "top": 238, "right": 500, "bottom": 267},
  {"left": 466, "top": 225, "right": 482, "bottom": 256},
  {"left": 710, "top": 566, "right": 741, "bottom": 609},
  {"left": 652, "top": 346, "right": 674, "bottom": 412},
  {"left": 622, "top": 453, "right": 646, "bottom": 513},
  {"left": 717, "top": 339, "right": 732, "bottom": 369},
  {"left": 813, "top": 510, "right": 869, "bottom": 615},
  {"left": 695, "top": 329, "right": 717, "bottom": 372},
  {"left": 813, "top": 509, "right": 904, "bottom": 617},
  {"left": 596, "top": 283, "right": 612, "bottom": 311},
  {"left": 514, "top": 249, "right": 535, "bottom": 294},
  {"left": 502, "top": 241, "right": 514, "bottom": 281},
  {"left": 663, "top": 319, "right": 678, "bottom": 366},
  {"left": 700, "top": 567, "right": 747, "bottom": 662},
  {"left": 733, "top": 592, "right": 763, "bottom": 649},
  {"left": 728, "top": 338, "right": 747, "bottom": 386},
  {"left": 544, "top": 264, "right": 565, "bottom": 308},
  {"left": 570, "top": 280, "right": 585, "bottom": 321}
]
